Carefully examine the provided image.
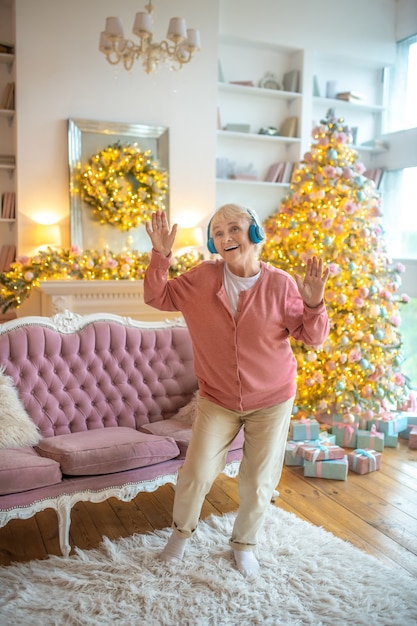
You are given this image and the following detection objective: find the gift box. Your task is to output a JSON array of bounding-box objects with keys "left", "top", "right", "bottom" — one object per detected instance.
[
  {"left": 348, "top": 448, "right": 381, "bottom": 474},
  {"left": 356, "top": 426, "right": 384, "bottom": 452},
  {"left": 369, "top": 413, "right": 408, "bottom": 436},
  {"left": 298, "top": 441, "right": 345, "bottom": 462},
  {"left": 409, "top": 426, "right": 417, "bottom": 450},
  {"left": 303, "top": 455, "right": 348, "bottom": 480},
  {"left": 397, "top": 391, "right": 417, "bottom": 412},
  {"left": 285, "top": 440, "right": 305, "bottom": 466},
  {"left": 318, "top": 431, "right": 336, "bottom": 444},
  {"left": 332, "top": 422, "right": 358, "bottom": 448},
  {"left": 384, "top": 433, "right": 398, "bottom": 448},
  {"left": 399, "top": 414, "right": 417, "bottom": 440},
  {"left": 289, "top": 418, "right": 320, "bottom": 441}
]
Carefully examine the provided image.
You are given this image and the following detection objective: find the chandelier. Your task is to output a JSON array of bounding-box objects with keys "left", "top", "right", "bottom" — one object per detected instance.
[{"left": 99, "top": 1, "right": 201, "bottom": 74}]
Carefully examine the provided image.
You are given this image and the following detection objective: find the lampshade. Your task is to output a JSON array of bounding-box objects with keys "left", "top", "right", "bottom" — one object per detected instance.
[
  {"left": 133, "top": 12, "right": 153, "bottom": 37},
  {"left": 33, "top": 224, "right": 62, "bottom": 248},
  {"left": 174, "top": 227, "right": 204, "bottom": 250},
  {"left": 167, "top": 17, "right": 187, "bottom": 42},
  {"left": 105, "top": 17, "right": 124, "bottom": 40},
  {"left": 99, "top": 2, "right": 201, "bottom": 74}
]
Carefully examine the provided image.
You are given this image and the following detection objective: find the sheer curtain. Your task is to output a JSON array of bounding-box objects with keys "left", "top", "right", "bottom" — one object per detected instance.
[{"left": 385, "top": 35, "right": 417, "bottom": 132}]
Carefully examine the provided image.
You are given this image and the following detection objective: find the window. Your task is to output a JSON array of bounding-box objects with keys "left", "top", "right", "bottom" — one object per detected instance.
[
  {"left": 385, "top": 34, "right": 417, "bottom": 132},
  {"left": 381, "top": 167, "right": 417, "bottom": 260}
]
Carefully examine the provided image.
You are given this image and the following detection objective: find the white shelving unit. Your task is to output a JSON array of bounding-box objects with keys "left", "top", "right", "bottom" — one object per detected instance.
[
  {"left": 312, "top": 53, "right": 387, "bottom": 165},
  {"left": 216, "top": 36, "right": 304, "bottom": 222},
  {"left": 0, "top": 0, "right": 17, "bottom": 321},
  {"left": 216, "top": 39, "right": 390, "bottom": 222}
]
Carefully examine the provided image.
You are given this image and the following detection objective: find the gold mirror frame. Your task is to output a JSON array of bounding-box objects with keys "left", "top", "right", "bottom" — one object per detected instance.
[{"left": 68, "top": 118, "right": 169, "bottom": 253}]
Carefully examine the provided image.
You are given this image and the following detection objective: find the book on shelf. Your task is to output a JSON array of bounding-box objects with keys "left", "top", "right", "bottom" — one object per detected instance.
[
  {"left": 279, "top": 161, "right": 294, "bottom": 184},
  {"left": 264, "top": 162, "right": 285, "bottom": 183},
  {"left": 229, "top": 80, "right": 254, "bottom": 87},
  {"left": 364, "top": 168, "right": 385, "bottom": 188},
  {"left": 279, "top": 116, "right": 298, "bottom": 138},
  {"left": 264, "top": 161, "right": 294, "bottom": 184},
  {"left": 0, "top": 154, "right": 15, "bottom": 166},
  {"left": 1, "top": 191, "right": 15, "bottom": 218},
  {"left": 224, "top": 123, "right": 251, "bottom": 133},
  {"left": 0, "top": 244, "right": 16, "bottom": 272},
  {"left": 0, "top": 42, "right": 14, "bottom": 54},
  {"left": 336, "top": 91, "right": 365, "bottom": 102},
  {"left": 1, "top": 82, "right": 14, "bottom": 110},
  {"left": 282, "top": 69, "right": 299, "bottom": 93}
]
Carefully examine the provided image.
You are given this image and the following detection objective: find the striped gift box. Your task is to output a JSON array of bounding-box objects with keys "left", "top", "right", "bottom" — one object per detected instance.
[
  {"left": 348, "top": 448, "right": 381, "bottom": 474},
  {"left": 298, "top": 441, "right": 345, "bottom": 462}
]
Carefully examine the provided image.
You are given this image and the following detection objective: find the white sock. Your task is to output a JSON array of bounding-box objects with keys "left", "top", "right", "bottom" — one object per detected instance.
[
  {"left": 233, "top": 549, "right": 260, "bottom": 578},
  {"left": 159, "top": 532, "right": 188, "bottom": 562}
]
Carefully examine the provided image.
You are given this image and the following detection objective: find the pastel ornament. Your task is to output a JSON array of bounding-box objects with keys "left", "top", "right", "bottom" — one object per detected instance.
[{"left": 343, "top": 413, "right": 356, "bottom": 425}]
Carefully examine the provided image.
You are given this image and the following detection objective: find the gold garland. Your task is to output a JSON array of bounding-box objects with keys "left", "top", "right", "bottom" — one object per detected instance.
[
  {"left": 0, "top": 247, "right": 202, "bottom": 313},
  {"left": 81, "top": 142, "right": 168, "bottom": 231}
]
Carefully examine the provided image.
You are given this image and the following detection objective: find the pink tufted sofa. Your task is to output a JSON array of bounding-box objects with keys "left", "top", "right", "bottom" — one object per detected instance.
[{"left": 0, "top": 310, "right": 243, "bottom": 556}]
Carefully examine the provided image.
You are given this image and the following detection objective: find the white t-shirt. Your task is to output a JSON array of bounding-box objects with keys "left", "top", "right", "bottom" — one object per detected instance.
[{"left": 223, "top": 263, "right": 261, "bottom": 316}]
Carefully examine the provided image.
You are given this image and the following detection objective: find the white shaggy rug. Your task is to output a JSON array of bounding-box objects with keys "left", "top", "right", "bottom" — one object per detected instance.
[{"left": 1, "top": 506, "right": 416, "bottom": 626}]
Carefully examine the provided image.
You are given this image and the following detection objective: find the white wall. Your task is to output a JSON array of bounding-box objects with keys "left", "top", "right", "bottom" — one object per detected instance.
[
  {"left": 396, "top": 0, "right": 417, "bottom": 40},
  {"left": 15, "top": 0, "right": 219, "bottom": 252},
  {"left": 14, "top": 0, "right": 400, "bottom": 256},
  {"left": 219, "top": 0, "right": 396, "bottom": 63}
]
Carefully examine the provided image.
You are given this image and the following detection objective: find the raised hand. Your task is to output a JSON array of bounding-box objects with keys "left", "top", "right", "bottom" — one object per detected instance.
[
  {"left": 294, "top": 256, "right": 330, "bottom": 308},
  {"left": 145, "top": 211, "right": 178, "bottom": 257}
]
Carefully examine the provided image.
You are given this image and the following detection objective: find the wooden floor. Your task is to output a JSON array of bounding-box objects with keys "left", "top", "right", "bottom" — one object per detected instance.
[{"left": 1, "top": 439, "right": 416, "bottom": 577}]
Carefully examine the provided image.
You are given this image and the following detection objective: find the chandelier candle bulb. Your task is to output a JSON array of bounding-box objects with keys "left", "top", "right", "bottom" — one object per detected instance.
[
  {"left": 167, "top": 18, "right": 187, "bottom": 42},
  {"left": 133, "top": 12, "right": 152, "bottom": 36},
  {"left": 99, "top": 0, "right": 201, "bottom": 73},
  {"left": 104, "top": 17, "right": 124, "bottom": 40}
]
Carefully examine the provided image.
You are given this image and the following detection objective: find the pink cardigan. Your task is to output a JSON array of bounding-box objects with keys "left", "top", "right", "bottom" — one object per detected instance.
[{"left": 144, "top": 253, "right": 330, "bottom": 412}]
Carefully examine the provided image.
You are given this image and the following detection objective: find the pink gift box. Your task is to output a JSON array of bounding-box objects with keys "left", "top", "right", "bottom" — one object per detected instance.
[
  {"left": 348, "top": 448, "right": 381, "bottom": 474},
  {"left": 298, "top": 442, "right": 345, "bottom": 462},
  {"left": 409, "top": 426, "right": 417, "bottom": 450}
]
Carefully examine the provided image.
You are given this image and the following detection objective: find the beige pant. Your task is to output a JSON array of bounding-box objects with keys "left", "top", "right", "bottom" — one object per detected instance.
[{"left": 172, "top": 394, "right": 294, "bottom": 551}]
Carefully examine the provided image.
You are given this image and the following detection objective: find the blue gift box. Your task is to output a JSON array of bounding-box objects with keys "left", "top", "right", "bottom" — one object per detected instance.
[
  {"left": 303, "top": 455, "right": 348, "bottom": 480},
  {"left": 285, "top": 440, "right": 305, "bottom": 466},
  {"left": 356, "top": 428, "right": 384, "bottom": 452},
  {"left": 289, "top": 418, "right": 320, "bottom": 442},
  {"left": 399, "top": 414, "right": 417, "bottom": 440},
  {"left": 384, "top": 433, "right": 398, "bottom": 448},
  {"left": 369, "top": 413, "right": 408, "bottom": 436},
  {"left": 332, "top": 422, "right": 358, "bottom": 448}
]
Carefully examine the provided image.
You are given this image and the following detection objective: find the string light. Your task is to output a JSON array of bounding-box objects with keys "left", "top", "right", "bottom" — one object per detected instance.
[
  {"left": 261, "top": 110, "right": 411, "bottom": 420},
  {"left": 0, "top": 247, "right": 202, "bottom": 313}
]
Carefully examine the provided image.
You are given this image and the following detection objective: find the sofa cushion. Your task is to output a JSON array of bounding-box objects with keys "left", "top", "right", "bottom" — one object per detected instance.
[
  {"left": 0, "top": 370, "right": 41, "bottom": 449},
  {"left": 0, "top": 447, "right": 62, "bottom": 495},
  {"left": 140, "top": 419, "right": 244, "bottom": 459},
  {"left": 35, "top": 427, "right": 180, "bottom": 476}
]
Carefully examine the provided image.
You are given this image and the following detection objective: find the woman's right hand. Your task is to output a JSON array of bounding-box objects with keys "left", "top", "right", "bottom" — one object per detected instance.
[{"left": 145, "top": 211, "right": 178, "bottom": 257}]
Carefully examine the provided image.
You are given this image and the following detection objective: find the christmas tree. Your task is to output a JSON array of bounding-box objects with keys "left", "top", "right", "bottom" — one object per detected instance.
[{"left": 261, "top": 111, "right": 411, "bottom": 424}]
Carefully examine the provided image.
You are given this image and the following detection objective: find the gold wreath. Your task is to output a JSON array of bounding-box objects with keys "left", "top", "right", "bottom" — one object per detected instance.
[{"left": 80, "top": 142, "right": 168, "bottom": 231}]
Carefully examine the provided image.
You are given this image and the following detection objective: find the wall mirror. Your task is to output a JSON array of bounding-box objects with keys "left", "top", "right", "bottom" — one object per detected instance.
[{"left": 68, "top": 118, "right": 169, "bottom": 253}]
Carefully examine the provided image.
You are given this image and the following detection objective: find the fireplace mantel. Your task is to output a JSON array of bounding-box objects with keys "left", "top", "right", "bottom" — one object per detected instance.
[{"left": 35, "top": 280, "right": 179, "bottom": 322}]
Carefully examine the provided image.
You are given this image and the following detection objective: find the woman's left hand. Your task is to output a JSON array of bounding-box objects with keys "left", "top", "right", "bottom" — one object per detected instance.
[{"left": 295, "top": 257, "right": 330, "bottom": 308}]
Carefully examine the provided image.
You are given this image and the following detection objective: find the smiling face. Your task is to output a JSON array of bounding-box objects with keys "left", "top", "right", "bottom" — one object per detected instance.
[{"left": 210, "top": 206, "right": 260, "bottom": 276}]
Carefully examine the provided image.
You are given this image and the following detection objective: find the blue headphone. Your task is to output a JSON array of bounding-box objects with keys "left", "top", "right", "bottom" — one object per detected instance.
[{"left": 207, "top": 208, "right": 265, "bottom": 254}]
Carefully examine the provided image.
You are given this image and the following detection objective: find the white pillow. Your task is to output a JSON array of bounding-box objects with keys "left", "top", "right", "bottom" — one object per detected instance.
[
  {"left": 173, "top": 392, "right": 198, "bottom": 424},
  {"left": 0, "top": 369, "right": 42, "bottom": 448}
]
